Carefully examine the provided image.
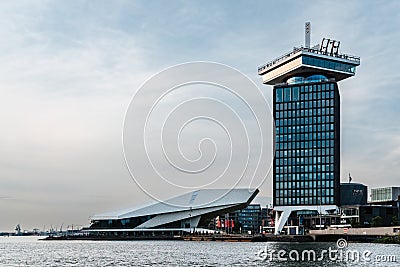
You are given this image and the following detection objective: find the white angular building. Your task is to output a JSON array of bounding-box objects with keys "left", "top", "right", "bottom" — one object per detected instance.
[{"left": 84, "top": 188, "right": 258, "bottom": 236}]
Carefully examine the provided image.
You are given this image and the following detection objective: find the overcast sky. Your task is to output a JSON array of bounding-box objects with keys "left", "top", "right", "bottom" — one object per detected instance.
[{"left": 0, "top": 0, "right": 399, "bottom": 231}]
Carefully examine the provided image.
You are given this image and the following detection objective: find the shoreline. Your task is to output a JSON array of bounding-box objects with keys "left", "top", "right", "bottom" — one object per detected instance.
[{"left": 40, "top": 233, "right": 400, "bottom": 244}]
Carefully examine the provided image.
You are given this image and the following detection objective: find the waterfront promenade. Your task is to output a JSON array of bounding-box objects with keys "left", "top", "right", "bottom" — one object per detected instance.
[{"left": 310, "top": 226, "right": 400, "bottom": 236}]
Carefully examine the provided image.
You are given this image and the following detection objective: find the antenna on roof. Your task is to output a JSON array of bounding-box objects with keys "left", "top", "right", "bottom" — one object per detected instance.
[{"left": 305, "top": 22, "right": 311, "bottom": 48}]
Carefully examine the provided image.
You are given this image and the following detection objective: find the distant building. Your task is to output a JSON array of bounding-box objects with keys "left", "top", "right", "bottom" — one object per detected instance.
[
  {"left": 340, "top": 183, "right": 367, "bottom": 206},
  {"left": 241, "top": 204, "right": 262, "bottom": 233},
  {"left": 258, "top": 22, "right": 360, "bottom": 234},
  {"left": 339, "top": 186, "right": 400, "bottom": 227},
  {"left": 370, "top": 186, "right": 400, "bottom": 222},
  {"left": 341, "top": 205, "right": 398, "bottom": 227},
  {"left": 371, "top": 187, "right": 400, "bottom": 202},
  {"left": 261, "top": 206, "right": 274, "bottom": 228},
  {"left": 236, "top": 204, "right": 262, "bottom": 233},
  {"left": 224, "top": 204, "right": 273, "bottom": 234}
]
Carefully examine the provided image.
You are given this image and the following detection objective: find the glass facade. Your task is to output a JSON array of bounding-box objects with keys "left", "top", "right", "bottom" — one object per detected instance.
[
  {"left": 302, "top": 56, "right": 356, "bottom": 74},
  {"left": 273, "top": 82, "right": 340, "bottom": 206},
  {"left": 229, "top": 204, "right": 263, "bottom": 233},
  {"left": 371, "top": 187, "right": 400, "bottom": 202}
]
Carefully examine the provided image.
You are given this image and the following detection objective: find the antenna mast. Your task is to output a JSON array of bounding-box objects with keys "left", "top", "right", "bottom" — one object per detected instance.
[{"left": 305, "top": 22, "right": 311, "bottom": 48}]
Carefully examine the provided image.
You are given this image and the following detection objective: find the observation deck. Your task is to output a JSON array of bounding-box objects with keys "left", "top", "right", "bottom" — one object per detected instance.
[{"left": 258, "top": 45, "right": 360, "bottom": 85}]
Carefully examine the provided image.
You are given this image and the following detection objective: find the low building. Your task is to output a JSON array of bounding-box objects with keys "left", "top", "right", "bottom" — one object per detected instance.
[
  {"left": 371, "top": 187, "right": 400, "bottom": 203},
  {"left": 84, "top": 188, "right": 259, "bottom": 237},
  {"left": 340, "top": 182, "right": 367, "bottom": 206},
  {"left": 232, "top": 204, "right": 262, "bottom": 234},
  {"left": 341, "top": 205, "right": 398, "bottom": 227},
  {"left": 222, "top": 204, "right": 274, "bottom": 234},
  {"left": 261, "top": 206, "right": 274, "bottom": 228},
  {"left": 369, "top": 186, "right": 400, "bottom": 222}
]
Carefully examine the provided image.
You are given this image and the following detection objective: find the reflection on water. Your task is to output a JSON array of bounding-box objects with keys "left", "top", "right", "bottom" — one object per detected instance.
[{"left": 0, "top": 236, "right": 398, "bottom": 266}]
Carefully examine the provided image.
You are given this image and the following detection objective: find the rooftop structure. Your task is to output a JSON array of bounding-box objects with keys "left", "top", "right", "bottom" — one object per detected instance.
[{"left": 258, "top": 42, "right": 360, "bottom": 85}]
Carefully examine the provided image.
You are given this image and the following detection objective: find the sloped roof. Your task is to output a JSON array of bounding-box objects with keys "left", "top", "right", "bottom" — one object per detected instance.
[
  {"left": 91, "top": 188, "right": 258, "bottom": 220},
  {"left": 136, "top": 205, "right": 235, "bottom": 229}
]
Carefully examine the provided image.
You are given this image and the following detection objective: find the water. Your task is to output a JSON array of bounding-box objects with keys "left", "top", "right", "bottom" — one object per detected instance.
[{"left": 0, "top": 236, "right": 399, "bottom": 266}]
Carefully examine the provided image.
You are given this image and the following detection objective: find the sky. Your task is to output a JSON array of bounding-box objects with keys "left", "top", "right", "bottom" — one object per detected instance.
[{"left": 0, "top": 0, "right": 399, "bottom": 231}]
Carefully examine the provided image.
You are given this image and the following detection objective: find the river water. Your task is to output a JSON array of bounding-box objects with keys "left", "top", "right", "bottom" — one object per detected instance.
[{"left": 0, "top": 236, "right": 399, "bottom": 266}]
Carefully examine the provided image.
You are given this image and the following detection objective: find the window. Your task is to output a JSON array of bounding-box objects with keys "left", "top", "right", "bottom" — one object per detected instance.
[
  {"left": 292, "top": 87, "right": 299, "bottom": 101},
  {"left": 276, "top": 88, "right": 283, "bottom": 102},
  {"left": 284, "top": 87, "right": 291, "bottom": 102}
]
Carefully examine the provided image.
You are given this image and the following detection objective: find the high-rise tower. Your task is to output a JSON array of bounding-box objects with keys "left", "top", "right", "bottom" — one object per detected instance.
[{"left": 258, "top": 23, "right": 360, "bottom": 234}]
